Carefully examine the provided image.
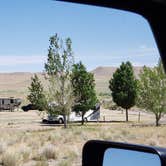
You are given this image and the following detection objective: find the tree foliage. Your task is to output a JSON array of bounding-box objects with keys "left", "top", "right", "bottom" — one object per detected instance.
[
  {"left": 27, "top": 74, "right": 46, "bottom": 111},
  {"left": 109, "top": 61, "right": 138, "bottom": 121},
  {"left": 44, "top": 34, "right": 74, "bottom": 128},
  {"left": 71, "top": 62, "right": 98, "bottom": 125},
  {"left": 137, "top": 60, "right": 166, "bottom": 126}
]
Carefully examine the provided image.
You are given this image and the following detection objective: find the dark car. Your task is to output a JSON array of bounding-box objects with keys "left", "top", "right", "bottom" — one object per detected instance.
[{"left": 21, "top": 104, "right": 38, "bottom": 112}]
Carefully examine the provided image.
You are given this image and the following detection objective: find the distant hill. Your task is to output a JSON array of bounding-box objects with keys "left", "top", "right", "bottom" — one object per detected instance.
[
  {"left": 0, "top": 72, "right": 45, "bottom": 103},
  {"left": 92, "top": 66, "right": 143, "bottom": 78},
  {"left": 91, "top": 66, "right": 143, "bottom": 94},
  {"left": 0, "top": 66, "right": 144, "bottom": 102}
]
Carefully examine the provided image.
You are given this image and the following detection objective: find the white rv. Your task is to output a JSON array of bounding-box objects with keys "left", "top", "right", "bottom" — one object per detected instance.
[{"left": 43, "top": 103, "right": 100, "bottom": 124}]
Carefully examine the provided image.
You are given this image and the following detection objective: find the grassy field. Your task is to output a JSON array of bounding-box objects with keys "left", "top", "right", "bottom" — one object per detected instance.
[
  {"left": 0, "top": 109, "right": 166, "bottom": 166},
  {"left": 0, "top": 67, "right": 164, "bottom": 166}
]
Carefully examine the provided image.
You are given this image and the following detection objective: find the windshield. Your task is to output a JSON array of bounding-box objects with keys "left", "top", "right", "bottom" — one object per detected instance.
[{"left": 0, "top": 1, "right": 165, "bottom": 166}]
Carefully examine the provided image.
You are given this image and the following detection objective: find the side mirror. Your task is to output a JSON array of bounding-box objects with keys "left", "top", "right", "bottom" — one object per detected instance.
[{"left": 82, "top": 140, "right": 166, "bottom": 166}]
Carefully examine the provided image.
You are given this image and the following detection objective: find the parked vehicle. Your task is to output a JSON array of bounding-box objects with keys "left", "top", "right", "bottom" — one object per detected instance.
[
  {"left": 43, "top": 103, "right": 100, "bottom": 124},
  {"left": 21, "top": 104, "right": 38, "bottom": 112},
  {"left": 0, "top": 97, "right": 22, "bottom": 111}
]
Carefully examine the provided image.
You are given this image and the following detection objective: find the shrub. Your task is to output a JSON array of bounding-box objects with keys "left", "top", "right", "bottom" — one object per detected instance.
[
  {"left": 1, "top": 151, "right": 18, "bottom": 166},
  {"left": 35, "top": 161, "right": 49, "bottom": 166},
  {"left": 40, "top": 144, "right": 57, "bottom": 160},
  {"left": 0, "top": 141, "right": 7, "bottom": 154},
  {"left": 19, "top": 145, "right": 31, "bottom": 161}
]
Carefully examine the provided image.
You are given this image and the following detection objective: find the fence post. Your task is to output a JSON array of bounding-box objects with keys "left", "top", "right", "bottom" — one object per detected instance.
[
  {"left": 138, "top": 112, "right": 141, "bottom": 122},
  {"left": 103, "top": 116, "right": 105, "bottom": 122}
]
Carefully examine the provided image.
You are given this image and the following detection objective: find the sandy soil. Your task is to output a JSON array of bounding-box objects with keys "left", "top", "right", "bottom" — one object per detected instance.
[
  {"left": 0, "top": 109, "right": 166, "bottom": 166},
  {"left": 0, "top": 108, "right": 165, "bottom": 131}
]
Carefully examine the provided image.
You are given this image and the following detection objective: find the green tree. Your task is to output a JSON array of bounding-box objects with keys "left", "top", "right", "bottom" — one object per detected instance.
[
  {"left": 44, "top": 34, "right": 74, "bottom": 128},
  {"left": 71, "top": 62, "right": 98, "bottom": 125},
  {"left": 109, "top": 61, "right": 138, "bottom": 122},
  {"left": 137, "top": 60, "right": 166, "bottom": 126},
  {"left": 27, "top": 74, "right": 46, "bottom": 111}
]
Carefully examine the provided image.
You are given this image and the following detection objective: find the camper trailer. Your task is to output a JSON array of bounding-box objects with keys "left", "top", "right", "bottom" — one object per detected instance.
[
  {"left": 0, "top": 97, "right": 22, "bottom": 111},
  {"left": 43, "top": 103, "right": 100, "bottom": 124}
]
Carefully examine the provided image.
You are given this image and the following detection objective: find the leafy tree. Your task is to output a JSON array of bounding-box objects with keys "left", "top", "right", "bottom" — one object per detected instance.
[
  {"left": 44, "top": 34, "right": 74, "bottom": 128},
  {"left": 109, "top": 61, "right": 138, "bottom": 122},
  {"left": 27, "top": 74, "right": 46, "bottom": 111},
  {"left": 137, "top": 60, "right": 166, "bottom": 126},
  {"left": 71, "top": 62, "right": 98, "bottom": 125}
]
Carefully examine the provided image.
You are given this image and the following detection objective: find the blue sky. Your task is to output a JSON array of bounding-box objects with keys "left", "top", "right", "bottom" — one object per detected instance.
[
  {"left": 103, "top": 148, "right": 161, "bottom": 166},
  {"left": 0, "top": 0, "right": 160, "bottom": 72}
]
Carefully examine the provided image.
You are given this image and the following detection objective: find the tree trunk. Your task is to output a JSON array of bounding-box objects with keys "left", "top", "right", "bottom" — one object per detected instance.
[
  {"left": 155, "top": 115, "right": 160, "bottom": 127},
  {"left": 81, "top": 114, "right": 84, "bottom": 125},
  {"left": 125, "top": 108, "right": 128, "bottom": 122},
  {"left": 63, "top": 115, "right": 67, "bottom": 128}
]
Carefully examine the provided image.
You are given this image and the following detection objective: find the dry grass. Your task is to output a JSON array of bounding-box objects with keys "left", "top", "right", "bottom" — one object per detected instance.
[
  {"left": 0, "top": 110, "right": 166, "bottom": 166},
  {"left": 39, "top": 144, "right": 57, "bottom": 160},
  {"left": 35, "top": 161, "right": 49, "bottom": 166},
  {"left": 1, "top": 151, "right": 19, "bottom": 166},
  {"left": 0, "top": 141, "right": 7, "bottom": 155}
]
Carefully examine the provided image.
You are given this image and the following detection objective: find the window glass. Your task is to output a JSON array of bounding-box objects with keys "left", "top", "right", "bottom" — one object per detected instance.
[{"left": 0, "top": 1, "right": 163, "bottom": 166}]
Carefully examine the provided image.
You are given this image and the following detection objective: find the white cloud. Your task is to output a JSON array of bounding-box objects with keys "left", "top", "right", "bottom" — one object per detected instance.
[
  {"left": 75, "top": 45, "right": 159, "bottom": 59},
  {"left": 0, "top": 45, "right": 160, "bottom": 72},
  {"left": 74, "top": 45, "right": 160, "bottom": 70},
  {"left": 0, "top": 55, "right": 46, "bottom": 66}
]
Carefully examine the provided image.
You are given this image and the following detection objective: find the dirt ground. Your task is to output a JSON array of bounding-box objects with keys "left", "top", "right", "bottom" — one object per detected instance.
[
  {"left": 0, "top": 109, "right": 166, "bottom": 166},
  {"left": 1, "top": 108, "right": 165, "bottom": 130}
]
